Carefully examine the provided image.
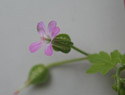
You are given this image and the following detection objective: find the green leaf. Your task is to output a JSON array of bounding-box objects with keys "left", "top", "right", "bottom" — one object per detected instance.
[
  {"left": 87, "top": 50, "right": 122, "bottom": 75},
  {"left": 111, "top": 50, "right": 122, "bottom": 63},
  {"left": 52, "top": 34, "right": 73, "bottom": 53},
  {"left": 28, "top": 64, "right": 49, "bottom": 85},
  {"left": 121, "top": 55, "right": 125, "bottom": 65},
  {"left": 111, "top": 50, "right": 125, "bottom": 65}
]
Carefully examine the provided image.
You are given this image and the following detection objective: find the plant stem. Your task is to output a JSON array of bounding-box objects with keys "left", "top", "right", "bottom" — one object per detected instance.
[
  {"left": 116, "top": 68, "right": 121, "bottom": 95},
  {"left": 14, "top": 81, "right": 30, "bottom": 95},
  {"left": 47, "top": 57, "right": 88, "bottom": 68},
  {"left": 71, "top": 45, "right": 89, "bottom": 56},
  {"left": 116, "top": 66, "right": 125, "bottom": 95}
]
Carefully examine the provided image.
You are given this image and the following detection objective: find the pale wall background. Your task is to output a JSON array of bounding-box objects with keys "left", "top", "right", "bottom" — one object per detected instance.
[{"left": 0, "top": 0, "right": 125, "bottom": 95}]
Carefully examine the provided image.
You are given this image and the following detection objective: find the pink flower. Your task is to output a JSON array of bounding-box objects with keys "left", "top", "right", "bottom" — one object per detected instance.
[{"left": 29, "top": 21, "right": 60, "bottom": 56}]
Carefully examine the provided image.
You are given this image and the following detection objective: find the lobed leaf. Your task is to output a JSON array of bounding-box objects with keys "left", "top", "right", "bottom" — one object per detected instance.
[{"left": 87, "top": 50, "right": 123, "bottom": 75}]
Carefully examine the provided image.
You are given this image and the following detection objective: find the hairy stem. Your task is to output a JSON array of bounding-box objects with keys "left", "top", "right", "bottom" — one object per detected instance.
[
  {"left": 71, "top": 45, "right": 89, "bottom": 56},
  {"left": 116, "top": 66, "right": 125, "bottom": 95},
  {"left": 47, "top": 57, "right": 88, "bottom": 68}
]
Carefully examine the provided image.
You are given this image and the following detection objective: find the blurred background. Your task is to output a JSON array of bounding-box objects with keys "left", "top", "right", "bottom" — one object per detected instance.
[{"left": 0, "top": 0, "right": 124, "bottom": 95}]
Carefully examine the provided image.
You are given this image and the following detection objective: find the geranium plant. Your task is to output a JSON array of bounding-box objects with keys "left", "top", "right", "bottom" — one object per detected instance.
[{"left": 14, "top": 21, "right": 125, "bottom": 95}]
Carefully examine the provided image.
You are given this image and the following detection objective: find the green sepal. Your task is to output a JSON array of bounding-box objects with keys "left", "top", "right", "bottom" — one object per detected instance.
[
  {"left": 28, "top": 64, "right": 49, "bottom": 85},
  {"left": 52, "top": 34, "right": 73, "bottom": 53}
]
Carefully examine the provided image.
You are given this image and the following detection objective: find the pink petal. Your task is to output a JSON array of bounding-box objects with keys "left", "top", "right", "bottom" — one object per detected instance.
[
  {"left": 48, "top": 21, "right": 57, "bottom": 32},
  {"left": 45, "top": 43, "right": 53, "bottom": 56},
  {"left": 37, "top": 22, "right": 46, "bottom": 36},
  {"left": 29, "top": 41, "right": 42, "bottom": 53},
  {"left": 51, "top": 27, "right": 60, "bottom": 39}
]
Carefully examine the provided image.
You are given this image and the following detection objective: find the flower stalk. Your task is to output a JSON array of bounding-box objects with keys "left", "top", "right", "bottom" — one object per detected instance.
[
  {"left": 47, "top": 57, "right": 88, "bottom": 68},
  {"left": 71, "top": 45, "right": 89, "bottom": 56}
]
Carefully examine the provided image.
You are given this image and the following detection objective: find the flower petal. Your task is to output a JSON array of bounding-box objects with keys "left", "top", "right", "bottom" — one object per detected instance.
[
  {"left": 51, "top": 27, "right": 60, "bottom": 39},
  {"left": 48, "top": 21, "right": 57, "bottom": 32},
  {"left": 29, "top": 41, "right": 42, "bottom": 53},
  {"left": 45, "top": 43, "right": 53, "bottom": 56},
  {"left": 37, "top": 22, "right": 46, "bottom": 36}
]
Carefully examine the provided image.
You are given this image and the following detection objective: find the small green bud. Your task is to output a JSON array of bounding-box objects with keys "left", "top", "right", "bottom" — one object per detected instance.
[{"left": 28, "top": 64, "right": 49, "bottom": 84}]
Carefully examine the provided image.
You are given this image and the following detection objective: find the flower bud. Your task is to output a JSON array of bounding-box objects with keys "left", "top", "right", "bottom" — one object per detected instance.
[
  {"left": 14, "top": 64, "right": 49, "bottom": 95},
  {"left": 28, "top": 64, "right": 49, "bottom": 84}
]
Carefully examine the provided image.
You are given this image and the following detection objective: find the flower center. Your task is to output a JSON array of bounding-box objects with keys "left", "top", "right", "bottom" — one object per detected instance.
[
  {"left": 41, "top": 36, "right": 46, "bottom": 41},
  {"left": 40, "top": 36, "right": 51, "bottom": 43}
]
